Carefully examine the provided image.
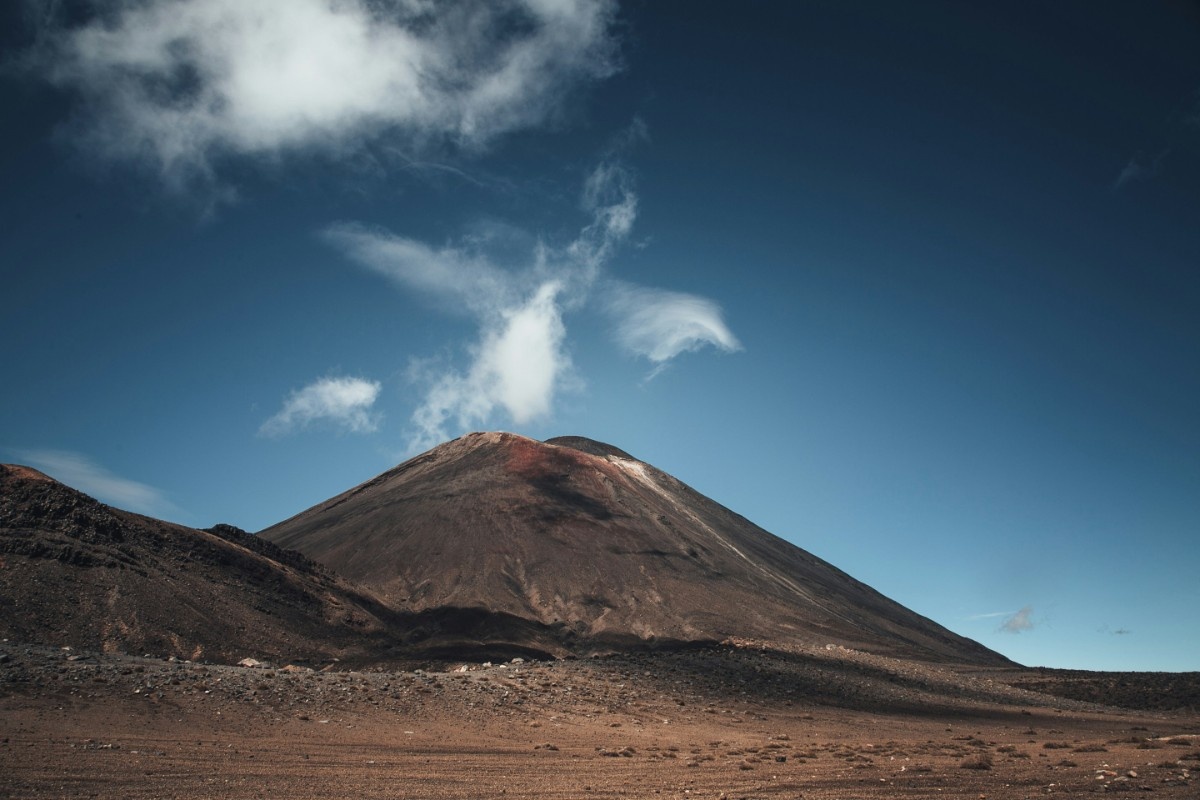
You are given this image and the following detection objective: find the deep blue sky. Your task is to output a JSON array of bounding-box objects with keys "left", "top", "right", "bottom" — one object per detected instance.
[{"left": 2, "top": 1, "right": 1198, "bottom": 671}]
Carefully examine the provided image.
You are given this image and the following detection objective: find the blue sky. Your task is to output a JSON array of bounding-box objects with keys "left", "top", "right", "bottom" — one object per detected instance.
[{"left": 2, "top": 1, "right": 1198, "bottom": 672}]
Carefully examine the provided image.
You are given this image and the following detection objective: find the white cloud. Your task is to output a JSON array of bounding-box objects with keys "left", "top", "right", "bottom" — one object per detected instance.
[
  {"left": 407, "top": 282, "right": 571, "bottom": 451},
  {"left": 568, "top": 159, "right": 639, "bottom": 281},
  {"left": 328, "top": 158, "right": 637, "bottom": 450},
  {"left": 480, "top": 282, "right": 569, "bottom": 422},
  {"left": 322, "top": 223, "right": 515, "bottom": 313},
  {"left": 12, "top": 448, "right": 180, "bottom": 518},
  {"left": 327, "top": 154, "right": 741, "bottom": 451},
  {"left": 36, "top": 0, "right": 618, "bottom": 189},
  {"left": 999, "top": 605, "right": 1035, "bottom": 634},
  {"left": 606, "top": 282, "right": 741, "bottom": 370},
  {"left": 259, "top": 376, "right": 381, "bottom": 437}
]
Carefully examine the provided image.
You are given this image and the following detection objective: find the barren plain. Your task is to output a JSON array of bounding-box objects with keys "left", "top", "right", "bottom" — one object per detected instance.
[{"left": 3, "top": 641, "right": 1197, "bottom": 799}]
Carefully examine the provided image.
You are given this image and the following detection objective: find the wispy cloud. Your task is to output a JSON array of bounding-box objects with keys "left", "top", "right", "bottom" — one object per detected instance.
[
  {"left": 259, "top": 376, "right": 382, "bottom": 437},
  {"left": 327, "top": 159, "right": 630, "bottom": 452},
  {"left": 323, "top": 224, "right": 516, "bottom": 314},
  {"left": 606, "top": 283, "right": 741, "bottom": 376},
  {"left": 1097, "top": 625, "right": 1133, "bottom": 636},
  {"left": 1113, "top": 150, "right": 1166, "bottom": 190},
  {"left": 29, "top": 0, "right": 618, "bottom": 193},
  {"left": 11, "top": 448, "right": 180, "bottom": 518},
  {"left": 1114, "top": 89, "right": 1200, "bottom": 190},
  {"left": 999, "top": 606, "right": 1035, "bottom": 634},
  {"left": 327, "top": 148, "right": 740, "bottom": 452}
]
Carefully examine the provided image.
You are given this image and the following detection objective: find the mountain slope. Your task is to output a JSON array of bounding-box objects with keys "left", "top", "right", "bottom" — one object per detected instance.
[
  {"left": 0, "top": 464, "right": 402, "bottom": 663},
  {"left": 261, "top": 432, "right": 1009, "bottom": 665}
]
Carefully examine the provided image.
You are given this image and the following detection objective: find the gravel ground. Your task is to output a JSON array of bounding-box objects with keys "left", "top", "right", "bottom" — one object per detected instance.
[{"left": 3, "top": 642, "right": 1197, "bottom": 799}]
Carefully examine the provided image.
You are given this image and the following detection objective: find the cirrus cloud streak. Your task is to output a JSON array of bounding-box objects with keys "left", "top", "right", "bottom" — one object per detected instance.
[{"left": 10, "top": 448, "right": 181, "bottom": 519}]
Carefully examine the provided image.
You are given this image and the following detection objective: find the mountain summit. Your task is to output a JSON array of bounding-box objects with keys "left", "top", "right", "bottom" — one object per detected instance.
[{"left": 262, "top": 432, "right": 1007, "bottom": 665}]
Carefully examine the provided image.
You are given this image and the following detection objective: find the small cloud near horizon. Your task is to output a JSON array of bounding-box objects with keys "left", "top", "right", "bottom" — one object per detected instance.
[
  {"left": 1113, "top": 150, "right": 1166, "bottom": 190},
  {"left": 259, "top": 376, "right": 382, "bottom": 437},
  {"left": 999, "top": 606, "right": 1035, "bottom": 634},
  {"left": 10, "top": 448, "right": 181, "bottom": 519},
  {"left": 1113, "top": 90, "right": 1200, "bottom": 190}
]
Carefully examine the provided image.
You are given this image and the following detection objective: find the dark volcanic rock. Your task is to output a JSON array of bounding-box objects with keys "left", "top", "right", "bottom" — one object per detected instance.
[
  {"left": 0, "top": 464, "right": 403, "bottom": 663},
  {"left": 204, "top": 523, "right": 322, "bottom": 574},
  {"left": 1004, "top": 668, "right": 1200, "bottom": 711},
  {"left": 261, "top": 432, "right": 1011, "bottom": 665},
  {"left": 544, "top": 436, "right": 637, "bottom": 461}
]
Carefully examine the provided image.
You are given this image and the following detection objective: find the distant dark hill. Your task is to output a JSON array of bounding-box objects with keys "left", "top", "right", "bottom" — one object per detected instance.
[
  {"left": 261, "top": 432, "right": 1011, "bottom": 666},
  {"left": 0, "top": 464, "right": 404, "bottom": 664}
]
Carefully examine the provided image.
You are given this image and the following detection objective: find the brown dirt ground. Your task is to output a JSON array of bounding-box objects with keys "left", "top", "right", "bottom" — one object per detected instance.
[{"left": 3, "top": 643, "right": 1197, "bottom": 799}]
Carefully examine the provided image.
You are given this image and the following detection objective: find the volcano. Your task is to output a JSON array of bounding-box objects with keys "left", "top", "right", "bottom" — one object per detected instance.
[{"left": 262, "top": 432, "right": 1008, "bottom": 665}]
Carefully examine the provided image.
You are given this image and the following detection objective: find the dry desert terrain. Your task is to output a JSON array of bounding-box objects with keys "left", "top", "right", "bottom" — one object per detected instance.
[{"left": 3, "top": 642, "right": 1197, "bottom": 799}]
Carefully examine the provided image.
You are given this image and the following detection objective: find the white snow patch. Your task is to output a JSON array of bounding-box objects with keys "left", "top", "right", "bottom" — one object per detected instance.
[{"left": 612, "top": 457, "right": 847, "bottom": 616}]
